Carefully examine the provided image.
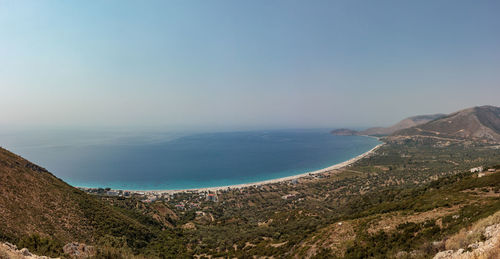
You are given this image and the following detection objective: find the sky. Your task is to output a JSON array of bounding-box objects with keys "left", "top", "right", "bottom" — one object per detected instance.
[{"left": 1, "top": 0, "right": 499, "bottom": 132}]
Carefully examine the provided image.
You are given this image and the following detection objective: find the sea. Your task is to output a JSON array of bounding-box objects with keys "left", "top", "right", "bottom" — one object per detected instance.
[{"left": 0, "top": 129, "right": 380, "bottom": 190}]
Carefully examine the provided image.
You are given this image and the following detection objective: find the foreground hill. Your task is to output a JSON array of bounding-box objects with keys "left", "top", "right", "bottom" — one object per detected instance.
[
  {"left": 331, "top": 113, "right": 444, "bottom": 136},
  {"left": 0, "top": 146, "right": 185, "bottom": 258},
  {"left": 392, "top": 105, "right": 500, "bottom": 143},
  {"left": 0, "top": 147, "right": 91, "bottom": 243}
]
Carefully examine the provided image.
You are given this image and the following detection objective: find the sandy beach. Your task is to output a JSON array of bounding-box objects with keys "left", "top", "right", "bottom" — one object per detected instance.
[{"left": 134, "top": 142, "right": 384, "bottom": 195}]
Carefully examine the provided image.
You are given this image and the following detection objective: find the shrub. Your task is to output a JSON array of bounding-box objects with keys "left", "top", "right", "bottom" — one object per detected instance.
[{"left": 17, "top": 234, "right": 63, "bottom": 257}]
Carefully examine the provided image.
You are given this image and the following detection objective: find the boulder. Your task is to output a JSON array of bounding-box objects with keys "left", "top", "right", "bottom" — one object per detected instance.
[
  {"left": 20, "top": 248, "right": 32, "bottom": 256},
  {"left": 63, "top": 242, "right": 95, "bottom": 258}
]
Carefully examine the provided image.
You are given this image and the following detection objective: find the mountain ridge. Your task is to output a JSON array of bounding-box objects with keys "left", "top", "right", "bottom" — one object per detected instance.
[
  {"left": 360, "top": 113, "right": 446, "bottom": 136},
  {"left": 331, "top": 113, "right": 445, "bottom": 136},
  {"left": 391, "top": 105, "right": 500, "bottom": 143}
]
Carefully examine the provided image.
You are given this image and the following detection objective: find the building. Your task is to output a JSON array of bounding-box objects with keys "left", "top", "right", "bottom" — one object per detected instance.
[{"left": 470, "top": 166, "right": 484, "bottom": 173}]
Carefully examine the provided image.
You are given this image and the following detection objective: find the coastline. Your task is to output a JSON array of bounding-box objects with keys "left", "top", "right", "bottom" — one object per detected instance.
[{"left": 126, "top": 142, "right": 384, "bottom": 195}]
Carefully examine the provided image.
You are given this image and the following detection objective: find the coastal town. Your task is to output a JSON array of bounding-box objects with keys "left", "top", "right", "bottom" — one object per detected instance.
[
  {"left": 79, "top": 163, "right": 500, "bottom": 207},
  {"left": 79, "top": 186, "right": 219, "bottom": 204},
  {"left": 77, "top": 168, "right": 339, "bottom": 209},
  {"left": 77, "top": 143, "right": 383, "bottom": 207}
]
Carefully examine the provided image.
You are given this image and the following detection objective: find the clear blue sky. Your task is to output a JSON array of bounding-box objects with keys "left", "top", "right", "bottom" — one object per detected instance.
[{"left": 1, "top": 0, "right": 499, "bottom": 131}]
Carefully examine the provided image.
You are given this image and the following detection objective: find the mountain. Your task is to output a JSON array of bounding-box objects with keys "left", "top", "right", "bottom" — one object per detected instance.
[
  {"left": 359, "top": 114, "right": 445, "bottom": 136},
  {"left": 330, "top": 128, "right": 358, "bottom": 136},
  {"left": 331, "top": 113, "right": 445, "bottom": 136},
  {"left": 392, "top": 105, "right": 500, "bottom": 143}
]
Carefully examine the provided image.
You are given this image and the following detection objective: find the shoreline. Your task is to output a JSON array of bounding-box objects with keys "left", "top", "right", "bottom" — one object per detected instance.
[{"left": 118, "top": 142, "right": 385, "bottom": 195}]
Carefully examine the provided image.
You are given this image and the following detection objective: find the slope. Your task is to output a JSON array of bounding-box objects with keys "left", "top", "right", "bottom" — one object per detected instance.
[
  {"left": 0, "top": 146, "right": 168, "bottom": 257},
  {"left": 392, "top": 105, "right": 500, "bottom": 143}
]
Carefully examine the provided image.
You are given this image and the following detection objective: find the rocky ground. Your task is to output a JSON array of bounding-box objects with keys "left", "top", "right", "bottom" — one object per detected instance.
[
  {"left": 0, "top": 242, "right": 94, "bottom": 259},
  {"left": 0, "top": 242, "right": 56, "bottom": 259},
  {"left": 434, "top": 224, "right": 500, "bottom": 258}
]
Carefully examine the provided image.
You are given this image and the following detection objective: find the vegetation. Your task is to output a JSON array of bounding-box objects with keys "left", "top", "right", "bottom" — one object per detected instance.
[{"left": 17, "top": 234, "right": 63, "bottom": 258}]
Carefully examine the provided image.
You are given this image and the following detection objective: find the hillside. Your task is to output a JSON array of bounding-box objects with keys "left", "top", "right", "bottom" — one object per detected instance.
[
  {"left": 0, "top": 146, "right": 185, "bottom": 258},
  {"left": 0, "top": 147, "right": 91, "bottom": 243},
  {"left": 392, "top": 105, "right": 500, "bottom": 143}
]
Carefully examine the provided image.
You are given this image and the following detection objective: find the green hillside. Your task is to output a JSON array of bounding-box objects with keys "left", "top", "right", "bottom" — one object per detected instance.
[{"left": 0, "top": 147, "right": 186, "bottom": 258}]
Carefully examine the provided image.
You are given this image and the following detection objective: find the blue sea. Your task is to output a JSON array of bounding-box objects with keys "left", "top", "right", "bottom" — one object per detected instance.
[{"left": 1, "top": 129, "right": 380, "bottom": 190}]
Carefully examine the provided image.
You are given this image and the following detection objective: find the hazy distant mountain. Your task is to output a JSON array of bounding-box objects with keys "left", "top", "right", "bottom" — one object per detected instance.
[
  {"left": 359, "top": 114, "right": 445, "bottom": 136},
  {"left": 331, "top": 114, "right": 445, "bottom": 136},
  {"left": 392, "top": 105, "right": 500, "bottom": 143},
  {"left": 330, "top": 128, "right": 359, "bottom": 136}
]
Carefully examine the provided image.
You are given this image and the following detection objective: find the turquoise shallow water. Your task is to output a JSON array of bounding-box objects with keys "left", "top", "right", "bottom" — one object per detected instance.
[{"left": 3, "top": 130, "right": 380, "bottom": 190}]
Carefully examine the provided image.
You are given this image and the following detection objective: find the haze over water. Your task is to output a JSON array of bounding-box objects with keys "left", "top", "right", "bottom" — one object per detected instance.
[{"left": 1, "top": 130, "right": 380, "bottom": 190}]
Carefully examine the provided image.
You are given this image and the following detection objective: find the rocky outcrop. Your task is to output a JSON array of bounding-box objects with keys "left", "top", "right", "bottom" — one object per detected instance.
[
  {"left": 434, "top": 224, "right": 500, "bottom": 259},
  {"left": 0, "top": 242, "right": 58, "bottom": 259},
  {"left": 63, "top": 242, "right": 95, "bottom": 258},
  {"left": 24, "top": 161, "right": 49, "bottom": 173},
  {"left": 0, "top": 241, "right": 96, "bottom": 259}
]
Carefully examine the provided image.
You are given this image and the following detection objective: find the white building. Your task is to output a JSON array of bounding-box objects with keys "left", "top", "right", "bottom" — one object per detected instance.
[{"left": 470, "top": 166, "right": 483, "bottom": 173}]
